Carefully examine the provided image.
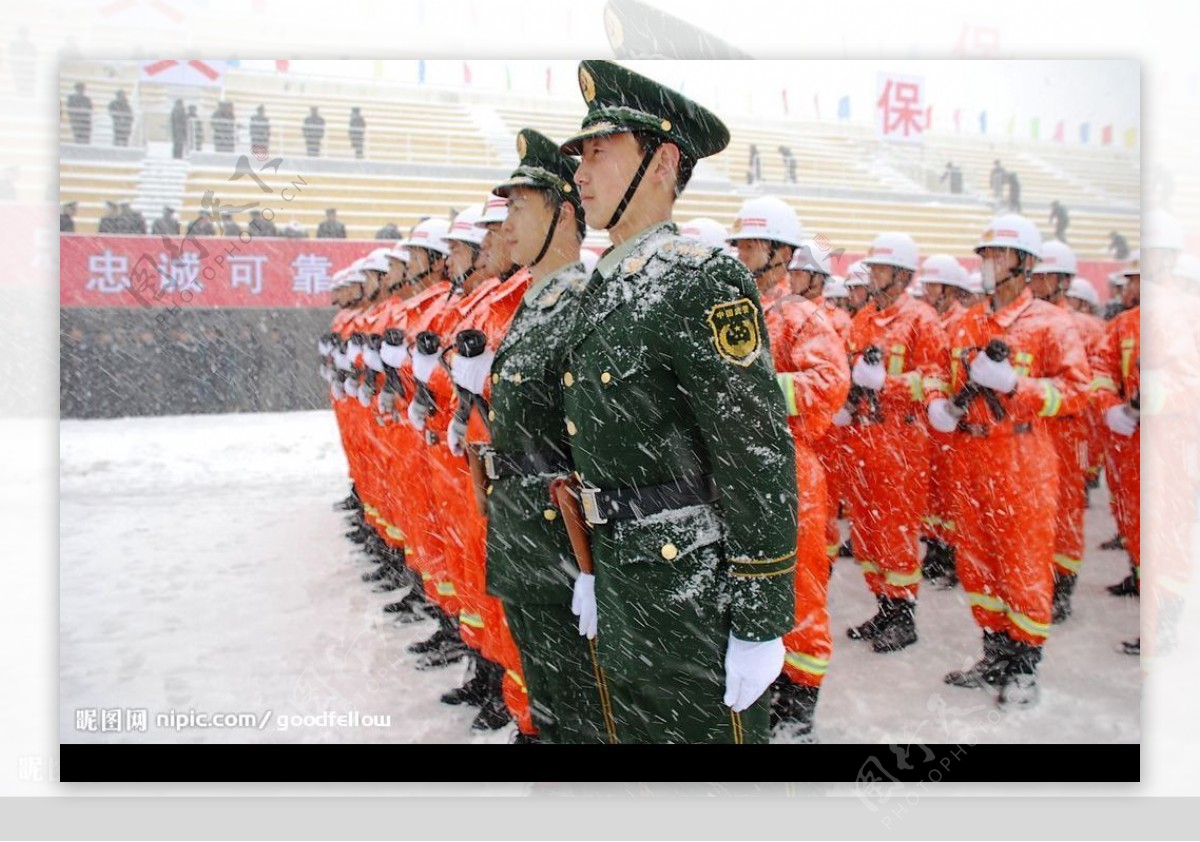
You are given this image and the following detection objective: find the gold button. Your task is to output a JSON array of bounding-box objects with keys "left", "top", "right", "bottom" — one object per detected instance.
[
  {"left": 488, "top": 410, "right": 496, "bottom": 421},
  {"left": 543, "top": 508, "right": 558, "bottom": 521},
  {"left": 661, "top": 543, "right": 678, "bottom": 560},
  {"left": 563, "top": 371, "right": 575, "bottom": 387},
  {"left": 601, "top": 371, "right": 612, "bottom": 384},
  {"left": 486, "top": 484, "right": 494, "bottom": 496},
  {"left": 566, "top": 419, "right": 577, "bottom": 436},
  {"left": 661, "top": 119, "right": 672, "bottom": 131},
  {"left": 492, "top": 373, "right": 500, "bottom": 384}
]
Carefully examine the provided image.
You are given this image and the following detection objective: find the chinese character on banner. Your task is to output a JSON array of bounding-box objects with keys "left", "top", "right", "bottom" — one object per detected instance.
[
  {"left": 876, "top": 74, "right": 926, "bottom": 143},
  {"left": 126, "top": 709, "right": 149, "bottom": 733},
  {"left": 75, "top": 709, "right": 99, "bottom": 732},
  {"left": 291, "top": 254, "right": 333, "bottom": 295},
  {"left": 230, "top": 254, "right": 268, "bottom": 295},
  {"left": 100, "top": 708, "right": 123, "bottom": 733},
  {"left": 85, "top": 250, "right": 130, "bottom": 294},
  {"left": 156, "top": 252, "right": 204, "bottom": 295}
]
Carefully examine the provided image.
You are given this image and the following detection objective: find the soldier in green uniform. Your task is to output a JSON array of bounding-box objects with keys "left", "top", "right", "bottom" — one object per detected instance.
[
  {"left": 557, "top": 60, "right": 799, "bottom": 744},
  {"left": 473, "top": 129, "right": 617, "bottom": 744}
]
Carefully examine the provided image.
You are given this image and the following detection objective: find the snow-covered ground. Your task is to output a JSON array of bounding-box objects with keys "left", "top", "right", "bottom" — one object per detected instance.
[{"left": 59, "top": 410, "right": 1139, "bottom": 744}]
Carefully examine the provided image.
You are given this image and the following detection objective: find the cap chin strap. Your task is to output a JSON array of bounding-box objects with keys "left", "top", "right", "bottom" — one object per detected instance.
[
  {"left": 604, "top": 139, "right": 662, "bottom": 230},
  {"left": 870, "top": 268, "right": 905, "bottom": 306},
  {"left": 750, "top": 243, "right": 788, "bottom": 280},
  {"left": 531, "top": 200, "right": 564, "bottom": 268}
]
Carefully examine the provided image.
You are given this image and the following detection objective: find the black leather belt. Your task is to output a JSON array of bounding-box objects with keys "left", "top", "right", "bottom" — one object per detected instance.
[
  {"left": 960, "top": 421, "right": 1032, "bottom": 438},
  {"left": 579, "top": 474, "right": 720, "bottom": 525},
  {"left": 481, "top": 447, "right": 571, "bottom": 480}
]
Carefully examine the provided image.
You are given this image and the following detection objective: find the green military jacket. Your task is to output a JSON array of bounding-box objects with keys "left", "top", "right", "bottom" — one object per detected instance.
[
  {"left": 485, "top": 261, "right": 591, "bottom": 605},
  {"left": 560, "top": 221, "right": 799, "bottom": 643}
]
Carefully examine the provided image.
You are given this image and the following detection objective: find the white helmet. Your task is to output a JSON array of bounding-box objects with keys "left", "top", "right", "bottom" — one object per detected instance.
[
  {"left": 1032, "top": 240, "right": 1077, "bottom": 276},
  {"left": 823, "top": 276, "right": 849, "bottom": 299},
  {"left": 726, "top": 196, "right": 805, "bottom": 248},
  {"left": 681, "top": 217, "right": 731, "bottom": 252},
  {"left": 844, "top": 260, "right": 871, "bottom": 287},
  {"left": 359, "top": 248, "right": 391, "bottom": 274},
  {"left": 1144, "top": 209, "right": 1184, "bottom": 251},
  {"left": 1173, "top": 252, "right": 1200, "bottom": 283},
  {"left": 975, "top": 213, "right": 1042, "bottom": 261},
  {"left": 399, "top": 217, "right": 451, "bottom": 257},
  {"left": 580, "top": 249, "right": 600, "bottom": 274},
  {"left": 445, "top": 204, "right": 487, "bottom": 247},
  {"left": 385, "top": 243, "right": 409, "bottom": 263},
  {"left": 788, "top": 238, "right": 834, "bottom": 276},
  {"left": 477, "top": 194, "right": 509, "bottom": 226},
  {"left": 907, "top": 281, "right": 924, "bottom": 298},
  {"left": 917, "top": 254, "right": 968, "bottom": 290},
  {"left": 1065, "top": 277, "right": 1100, "bottom": 308},
  {"left": 963, "top": 271, "right": 985, "bottom": 295},
  {"left": 1109, "top": 270, "right": 1128, "bottom": 288},
  {"left": 1122, "top": 249, "right": 1141, "bottom": 278},
  {"left": 861, "top": 232, "right": 919, "bottom": 272}
]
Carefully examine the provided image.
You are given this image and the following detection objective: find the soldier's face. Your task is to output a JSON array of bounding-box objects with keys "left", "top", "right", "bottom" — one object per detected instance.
[
  {"left": 1122, "top": 274, "right": 1140, "bottom": 308},
  {"left": 923, "top": 282, "right": 948, "bottom": 312},
  {"left": 363, "top": 269, "right": 382, "bottom": 300},
  {"left": 1029, "top": 272, "right": 1066, "bottom": 301},
  {"left": 480, "top": 224, "right": 512, "bottom": 274},
  {"left": 848, "top": 285, "right": 869, "bottom": 311},
  {"left": 447, "top": 239, "right": 477, "bottom": 280},
  {"left": 575, "top": 133, "right": 642, "bottom": 230},
  {"left": 385, "top": 258, "right": 406, "bottom": 293},
  {"left": 503, "top": 187, "right": 555, "bottom": 266}
]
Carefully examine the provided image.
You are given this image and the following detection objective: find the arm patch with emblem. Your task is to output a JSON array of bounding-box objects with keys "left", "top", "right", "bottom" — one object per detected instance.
[{"left": 706, "top": 297, "right": 763, "bottom": 367}]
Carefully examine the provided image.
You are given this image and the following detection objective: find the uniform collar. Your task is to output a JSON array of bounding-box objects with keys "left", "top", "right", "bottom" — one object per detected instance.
[
  {"left": 991, "top": 287, "right": 1035, "bottom": 328},
  {"left": 524, "top": 260, "right": 585, "bottom": 307},
  {"left": 760, "top": 278, "right": 790, "bottom": 311},
  {"left": 869, "top": 292, "right": 912, "bottom": 327},
  {"left": 594, "top": 220, "right": 675, "bottom": 280}
]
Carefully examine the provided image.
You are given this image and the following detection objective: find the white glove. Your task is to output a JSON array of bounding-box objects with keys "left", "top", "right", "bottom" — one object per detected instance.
[
  {"left": 357, "top": 383, "right": 372, "bottom": 407},
  {"left": 1106, "top": 403, "right": 1139, "bottom": 437},
  {"left": 333, "top": 350, "right": 349, "bottom": 370},
  {"left": 346, "top": 339, "right": 363, "bottom": 362},
  {"left": 927, "top": 398, "right": 962, "bottom": 433},
  {"left": 377, "top": 389, "right": 396, "bottom": 415},
  {"left": 447, "top": 416, "right": 468, "bottom": 457},
  {"left": 832, "top": 407, "right": 853, "bottom": 427},
  {"left": 363, "top": 347, "right": 384, "bottom": 374},
  {"left": 851, "top": 356, "right": 887, "bottom": 390},
  {"left": 342, "top": 376, "right": 358, "bottom": 400},
  {"left": 723, "top": 634, "right": 784, "bottom": 713},
  {"left": 969, "top": 353, "right": 1018, "bottom": 394},
  {"left": 380, "top": 341, "right": 408, "bottom": 369},
  {"left": 570, "top": 573, "right": 598, "bottom": 640},
  {"left": 330, "top": 380, "right": 345, "bottom": 400},
  {"left": 407, "top": 398, "right": 428, "bottom": 430},
  {"left": 318, "top": 339, "right": 331, "bottom": 356},
  {"left": 411, "top": 349, "right": 439, "bottom": 384},
  {"left": 451, "top": 350, "right": 495, "bottom": 396}
]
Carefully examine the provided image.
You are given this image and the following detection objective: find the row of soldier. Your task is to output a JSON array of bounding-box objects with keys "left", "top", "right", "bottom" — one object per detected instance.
[{"left": 318, "top": 61, "right": 1144, "bottom": 744}]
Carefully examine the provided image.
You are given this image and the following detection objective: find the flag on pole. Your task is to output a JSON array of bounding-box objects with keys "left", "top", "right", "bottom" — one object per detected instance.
[
  {"left": 1123, "top": 127, "right": 1138, "bottom": 149},
  {"left": 1053, "top": 120, "right": 1064, "bottom": 142},
  {"left": 781, "top": 89, "right": 789, "bottom": 115},
  {"left": 1102, "top": 124, "right": 1113, "bottom": 145},
  {"left": 275, "top": 60, "right": 289, "bottom": 74},
  {"left": 979, "top": 111, "right": 988, "bottom": 134},
  {"left": 505, "top": 64, "right": 512, "bottom": 92},
  {"left": 1080, "top": 122, "right": 1090, "bottom": 144},
  {"left": 1030, "top": 117, "right": 1040, "bottom": 140},
  {"left": 463, "top": 62, "right": 472, "bottom": 85},
  {"left": 953, "top": 108, "right": 962, "bottom": 133},
  {"left": 417, "top": 60, "right": 426, "bottom": 84},
  {"left": 545, "top": 66, "right": 552, "bottom": 94},
  {"left": 837, "top": 95, "right": 850, "bottom": 120},
  {"left": 812, "top": 92, "right": 819, "bottom": 120}
]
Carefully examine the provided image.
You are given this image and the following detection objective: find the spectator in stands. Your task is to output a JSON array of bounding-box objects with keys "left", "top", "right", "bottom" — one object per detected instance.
[
  {"left": 66, "top": 82, "right": 92, "bottom": 144},
  {"left": 220, "top": 211, "right": 241, "bottom": 237},
  {"left": 9, "top": 27, "right": 36, "bottom": 97},
  {"left": 250, "top": 105, "right": 270, "bottom": 155},
  {"left": 170, "top": 99, "right": 188, "bottom": 158},
  {"left": 186, "top": 104, "right": 203, "bottom": 152},
  {"left": 747, "top": 143, "right": 761, "bottom": 184},
  {"left": 108, "top": 90, "right": 134, "bottom": 147},
  {"left": 98, "top": 201, "right": 119, "bottom": 233},
  {"left": 1006, "top": 170, "right": 1022, "bottom": 212},
  {"left": 302, "top": 106, "right": 325, "bottom": 157},
  {"left": 779, "top": 146, "right": 797, "bottom": 183},
  {"left": 117, "top": 202, "right": 146, "bottom": 234},
  {"left": 375, "top": 221, "right": 402, "bottom": 240},
  {"left": 349, "top": 107, "right": 366, "bottom": 159},
  {"left": 185, "top": 209, "right": 217, "bottom": 238},
  {"left": 316, "top": 208, "right": 346, "bottom": 239},
  {"left": 247, "top": 209, "right": 278, "bottom": 238},
  {"left": 211, "top": 100, "right": 236, "bottom": 153},
  {"left": 990, "top": 159, "right": 1006, "bottom": 201},
  {"left": 1109, "top": 230, "right": 1130, "bottom": 260},
  {"left": 283, "top": 220, "right": 309, "bottom": 239},
  {"left": 60, "top": 202, "right": 77, "bottom": 233},
  {"left": 941, "top": 161, "right": 963, "bottom": 194},
  {"left": 151, "top": 206, "right": 180, "bottom": 237},
  {"left": 1049, "top": 200, "right": 1070, "bottom": 243}
]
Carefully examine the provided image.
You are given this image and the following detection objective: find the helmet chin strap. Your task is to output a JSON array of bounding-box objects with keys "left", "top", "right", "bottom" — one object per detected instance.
[
  {"left": 604, "top": 139, "right": 662, "bottom": 230},
  {"left": 531, "top": 198, "right": 564, "bottom": 268},
  {"left": 870, "top": 268, "right": 905, "bottom": 305},
  {"left": 750, "top": 243, "right": 789, "bottom": 280}
]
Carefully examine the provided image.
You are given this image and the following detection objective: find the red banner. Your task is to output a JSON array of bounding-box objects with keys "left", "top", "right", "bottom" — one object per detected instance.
[{"left": 60, "top": 235, "right": 384, "bottom": 308}]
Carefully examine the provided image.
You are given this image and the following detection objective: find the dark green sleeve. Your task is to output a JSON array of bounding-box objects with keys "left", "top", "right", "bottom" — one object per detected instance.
[{"left": 662, "top": 253, "right": 798, "bottom": 641}]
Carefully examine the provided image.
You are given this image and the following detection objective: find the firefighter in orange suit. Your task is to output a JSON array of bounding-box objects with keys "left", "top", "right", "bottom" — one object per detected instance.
[
  {"left": 728, "top": 197, "right": 849, "bottom": 740},
  {"left": 836, "top": 232, "right": 950, "bottom": 654},
  {"left": 936, "top": 214, "right": 1090, "bottom": 708}
]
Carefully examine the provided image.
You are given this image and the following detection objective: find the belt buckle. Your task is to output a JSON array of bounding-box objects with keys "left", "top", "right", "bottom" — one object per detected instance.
[
  {"left": 482, "top": 448, "right": 499, "bottom": 481},
  {"left": 578, "top": 485, "right": 607, "bottom": 525}
]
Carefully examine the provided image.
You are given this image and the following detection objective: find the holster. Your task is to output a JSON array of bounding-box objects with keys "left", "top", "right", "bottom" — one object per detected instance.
[
  {"left": 466, "top": 444, "right": 490, "bottom": 518},
  {"left": 549, "top": 475, "right": 594, "bottom": 575}
]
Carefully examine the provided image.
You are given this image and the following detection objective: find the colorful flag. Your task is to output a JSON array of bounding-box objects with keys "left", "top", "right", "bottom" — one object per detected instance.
[
  {"left": 1053, "top": 121, "right": 1064, "bottom": 142},
  {"left": 1079, "top": 123, "right": 1090, "bottom": 144},
  {"left": 837, "top": 95, "right": 850, "bottom": 120},
  {"left": 1123, "top": 127, "right": 1138, "bottom": 149},
  {"left": 1030, "top": 117, "right": 1040, "bottom": 140},
  {"left": 979, "top": 111, "right": 988, "bottom": 134},
  {"left": 1102, "top": 124, "right": 1113, "bottom": 145}
]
